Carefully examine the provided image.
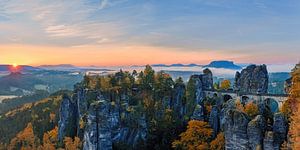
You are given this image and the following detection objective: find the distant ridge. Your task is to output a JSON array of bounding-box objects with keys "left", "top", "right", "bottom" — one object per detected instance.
[
  {"left": 204, "top": 60, "right": 242, "bottom": 70},
  {"left": 0, "top": 65, "right": 41, "bottom": 72},
  {"left": 151, "top": 63, "right": 201, "bottom": 67}
]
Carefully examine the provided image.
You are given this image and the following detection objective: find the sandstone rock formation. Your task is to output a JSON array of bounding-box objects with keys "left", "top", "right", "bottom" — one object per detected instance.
[{"left": 235, "top": 64, "right": 268, "bottom": 94}]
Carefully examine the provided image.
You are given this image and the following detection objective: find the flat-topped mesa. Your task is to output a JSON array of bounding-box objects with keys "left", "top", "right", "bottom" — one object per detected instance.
[{"left": 235, "top": 64, "right": 268, "bottom": 94}]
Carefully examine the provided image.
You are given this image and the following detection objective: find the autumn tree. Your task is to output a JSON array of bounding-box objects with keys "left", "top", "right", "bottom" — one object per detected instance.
[
  {"left": 244, "top": 101, "right": 259, "bottom": 118},
  {"left": 8, "top": 123, "right": 39, "bottom": 150},
  {"left": 281, "top": 63, "right": 300, "bottom": 119},
  {"left": 284, "top": 63, "right": 300, "bottom": 149},
  {"left": 220, "top": 79, "right": 231, "bottom": 90},
  {"left": 172, "top": 120, "right": 213, "bottom": 150},
  {"left": 210, "top": 132, "right": 225, "bottom": 150},
  {"left": 64, "top": 137, "right": 82, "bottom": 150},
  {"left": 38, "top": 127, "right": 58, "bottom": 150}
]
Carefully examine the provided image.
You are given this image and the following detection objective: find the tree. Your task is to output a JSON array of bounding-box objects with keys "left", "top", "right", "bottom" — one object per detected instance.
[
  {"left": 210, "top": 132, "right": 225, "bottom": 150},
  {"left": 39, "top": 127, "right": 58, "bottom": 150},
  {"left": 185, "top": 77, "right": 196, "bottom": 118},
  {"left": 8, "top": 123, "right": 39, "bottom": 150},
  {"left": 282, "top": 63, "right": 300, "bottom": 119},
  {"left": 172, "top": 120, "right": 213, "bottom": 150},
  {"left": 244, "top": 101, "right": 259, "bottom": 118},
  {"left": 220, "top": 80, "right": 231, "bottom": 90},
  {"left": 286, "top": 63, "right": 300, "bottom": 149}
]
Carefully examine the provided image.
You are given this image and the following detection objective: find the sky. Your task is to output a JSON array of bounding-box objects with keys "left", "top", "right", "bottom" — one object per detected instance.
[{"left": 0, "top": 0, "right": 299, "bottom": 66}]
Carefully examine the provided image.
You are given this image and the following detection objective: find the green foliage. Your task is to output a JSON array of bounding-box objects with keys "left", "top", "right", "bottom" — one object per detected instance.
[
  {"left": 0, "top": 94, "right": 63, "bottom": 144},
  {"left": 0, "top": 90, "right": 50, "bottom": 114},
  {"left": 185, "top": 77, "right": 196, "bottom": 118}
]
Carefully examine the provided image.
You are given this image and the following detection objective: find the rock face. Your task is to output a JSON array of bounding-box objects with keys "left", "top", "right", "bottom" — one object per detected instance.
[
  {"left": 263, "top": 131, "right": 274, "bottom": 150},
  {"left": 223, "top": 109, "right": 250, "bottom": 150},
  {"left": 235, "top": 64, "right": 268, "bottom": 94},
  {"left": 83, "top": 100, "right": 112, "bottom": 150},
  {"left": 247, "top": 115, "right": 266, "bottom": 150},
  {"left": 191, "top": 104, "right": 205, "bottom": 121},
  {"left": 58, "top": 94, "right": 78, "bottom": 141},
  {"left": 209, "top": 106, "right": 219, "bottom": 138},
  {"left": 172, "top": 82, "right": 186, "bottom": 119},
  {"left": 201, "top": 68, "right": 214, "bottom": 90},
  {"left": 273, "top": 113, "right": 287, "bottom": 150}
]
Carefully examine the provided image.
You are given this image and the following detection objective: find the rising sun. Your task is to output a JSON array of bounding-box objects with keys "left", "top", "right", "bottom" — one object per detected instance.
[{"left": 12, "top": 63, "right": 18, "bottom": 67}]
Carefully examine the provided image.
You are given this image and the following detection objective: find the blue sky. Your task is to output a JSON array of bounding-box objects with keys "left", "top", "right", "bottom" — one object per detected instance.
[{"left": 0, "top": 0, "right": 299, "bottom": 66}]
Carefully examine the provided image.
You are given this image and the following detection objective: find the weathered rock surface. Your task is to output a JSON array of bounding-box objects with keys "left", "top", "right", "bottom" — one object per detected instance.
[
  {"left": 273, "top": 113, "right": 287, "bottom": 150},
  {"left": 58, "top": 94, "right": 78, "bottom": 142},
  {"left": 223, "top": 109, "right": 250, "bottom": 150},
  {"left": 201, "top": 68, "right": 213, "bottom": 90},
  {"left": 191, "top": 104, "right": 205, "bottom": 121},
  {"left": 235, "top": 64, "right": 268, "bottom": 94},
  {"left": 247, "top": 115, "right": 266, "bottom": 150},
  {"left": 209, "top": 106, "right": 219, "bottom": 138},
  {"left": 263, "top": 131, "right": 274, "bottom": 150}
]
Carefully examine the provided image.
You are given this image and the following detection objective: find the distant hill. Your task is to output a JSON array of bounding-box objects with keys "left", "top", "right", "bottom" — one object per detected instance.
[
  {"left": 0, "top": 72, "right": 45, "bottom": 95},
  {"left": 38, "top": 64, "right": 79, "bottom": 71},
  {"left": 204, "top": 61, "right": 242, "bottom": 70}
]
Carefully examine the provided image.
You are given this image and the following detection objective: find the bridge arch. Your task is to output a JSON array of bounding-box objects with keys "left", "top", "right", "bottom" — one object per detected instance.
[
  {"left": 241, "top": 96, "right": 250, "bottom": 105},
  {"left": 265, "top": 98, "right": 279, "bottom": 113},
  {"left": 223, "top": 94, "right": 233, "bottom": 102}
]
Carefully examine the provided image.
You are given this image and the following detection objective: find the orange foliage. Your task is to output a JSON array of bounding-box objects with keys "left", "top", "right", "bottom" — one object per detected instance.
[
  {"left": 235, "top": 99, "right": 244, "bottom": 112},
  {"left": 220, "top": 80, "right": 231, "bottom": 90},
  {"left": 287, "top": 63, "right": 300, "bottom": 149},
  {"left": 172, "top": 120, "right": 213, "bottom": 150},
  {"left": 8, "top": 123, "right": 39, "bottom": 150},
  {"left": 64, "top": 137, "right": 82, "bottom": 150},
  {"left": 210, "top": 132, "right": 225, "bottom": 150},
  {"left": 244, "top": 102, "right": 259, "bottom": 118}
]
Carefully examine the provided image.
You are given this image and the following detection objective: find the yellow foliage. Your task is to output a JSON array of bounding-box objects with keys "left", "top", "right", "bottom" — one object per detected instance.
[
  {"left": 172, "top": 120, "right": 213, "bottom": 150},
  {"left": 220, "top": 80, "right": 231, "bottom": 90}
]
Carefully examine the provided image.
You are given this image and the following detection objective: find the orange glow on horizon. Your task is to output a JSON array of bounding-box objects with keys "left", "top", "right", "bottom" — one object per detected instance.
[{"left": 0, "top": 44, "right": 249, "bottom": 67}]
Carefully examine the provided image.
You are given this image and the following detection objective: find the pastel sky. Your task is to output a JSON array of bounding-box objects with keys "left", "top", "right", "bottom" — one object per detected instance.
[{"left": 0, "top": 0, "right": 299, "bottom": 66}]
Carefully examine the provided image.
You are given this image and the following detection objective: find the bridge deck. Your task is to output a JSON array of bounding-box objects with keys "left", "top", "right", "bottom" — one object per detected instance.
[{"left": 203, "top": 89, "right": 288, "bottom": 97}]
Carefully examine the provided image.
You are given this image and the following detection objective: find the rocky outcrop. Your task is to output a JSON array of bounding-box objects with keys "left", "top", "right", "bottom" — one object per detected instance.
[
  {"left": 209, "top": 106, "right": 219, "bottom": 138},
  {"left": 201, "top": 68, "right": 213, "bottom": 90},
  {"left": 191, "top": 104, "right": 205, "bottom": 121},
  {"left": 263, "top": 131, "right": 274, "bottom": 150},
  {"left": 224, "top": 109, "right": 250, "bottom": 150},
  {"left": 235, "top": 64, "right": 268, "bottom": 94},
  {"left": 83, "top": 100, "right": 112, "bottom": 150},
  {"left": 172, "top": 82, "right": 186, "bottom": 118},
  {"left": 247, "top": 115, "right": 266, "bottom": 150},
  {"left": 273, "top": 113, "right": 287, "bottom": 150},
  {"left": 58, "top": 94, "right": 78, "bottom": 142}
]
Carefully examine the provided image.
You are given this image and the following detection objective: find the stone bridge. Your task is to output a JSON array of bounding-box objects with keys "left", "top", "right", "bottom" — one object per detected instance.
[{"left": 204, "top": 89, "right": 288, "bottom": 112}]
